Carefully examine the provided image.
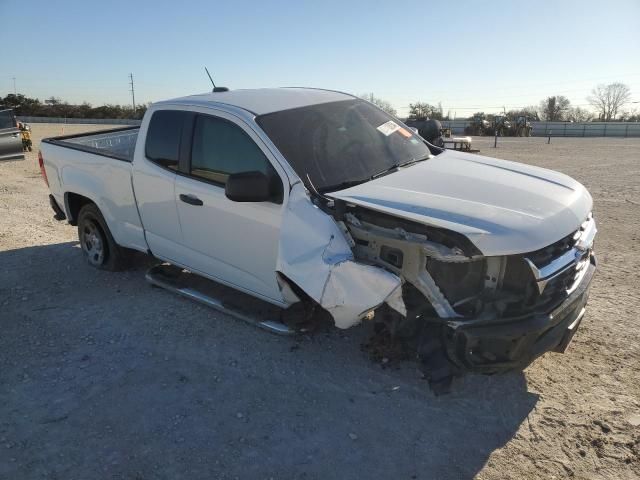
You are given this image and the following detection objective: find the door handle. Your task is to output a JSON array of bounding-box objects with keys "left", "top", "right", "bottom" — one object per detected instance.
[{"left": 179, "top": 194, "right": 203, "bottom": 206}]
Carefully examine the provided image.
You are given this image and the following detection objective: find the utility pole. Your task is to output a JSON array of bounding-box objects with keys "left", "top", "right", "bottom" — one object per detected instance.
[
  {"left": 12, "top": 77, "right": 16, "bottom": 95},
  {"left": 129, "top": 73, "right": 136, "bottom": 113}
]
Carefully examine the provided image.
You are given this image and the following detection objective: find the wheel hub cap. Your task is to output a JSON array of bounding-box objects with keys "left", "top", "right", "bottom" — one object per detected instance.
[{"left": 82, "top": 222, "right": 104, "bottom": 265}]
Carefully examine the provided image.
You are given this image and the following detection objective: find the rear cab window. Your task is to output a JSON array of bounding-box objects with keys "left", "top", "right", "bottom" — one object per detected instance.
[{"left": 145, "top": 110, "right": 189, "bottom": 170}]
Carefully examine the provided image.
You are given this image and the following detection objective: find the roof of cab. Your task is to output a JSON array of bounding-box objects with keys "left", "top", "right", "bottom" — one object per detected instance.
[{"left": 159, "top": 87, "right": 355, "bottom": 116}]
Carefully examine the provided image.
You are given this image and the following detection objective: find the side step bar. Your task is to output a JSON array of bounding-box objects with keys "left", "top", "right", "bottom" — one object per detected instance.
[{"left": 145, "top": 264, "right": 294, "bottom": 336}]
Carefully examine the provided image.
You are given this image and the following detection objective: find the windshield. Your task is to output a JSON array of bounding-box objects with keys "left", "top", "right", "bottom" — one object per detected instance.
[{"left": 256, "top": 99, "right": 432, "bottom": 192}]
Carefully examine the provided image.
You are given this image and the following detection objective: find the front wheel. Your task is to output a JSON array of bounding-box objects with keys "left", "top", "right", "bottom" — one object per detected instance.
[{"left": 77, "top": 203, "right": 131, "bottom": 271}]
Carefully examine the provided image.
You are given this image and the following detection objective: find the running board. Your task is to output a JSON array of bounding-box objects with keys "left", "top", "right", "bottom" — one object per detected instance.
[{"left": 145, "top": 264, "right": 294, "bottom": 336}]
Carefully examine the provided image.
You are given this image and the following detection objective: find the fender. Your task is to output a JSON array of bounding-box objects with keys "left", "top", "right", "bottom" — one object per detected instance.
[
  {"left": 61, "top": 164, "right": 147, "bottom": 252},
  {"left": 276, "top": 182, "right": 405, "bottom": 328}
]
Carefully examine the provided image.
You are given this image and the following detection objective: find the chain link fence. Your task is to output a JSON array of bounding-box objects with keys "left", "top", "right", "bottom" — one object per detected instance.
[{"left": 438, "top": 120, "right": 640, "bottom": 137}]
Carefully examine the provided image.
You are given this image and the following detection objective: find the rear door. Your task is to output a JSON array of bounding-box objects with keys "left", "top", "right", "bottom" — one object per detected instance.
[
  {"left": 173, "top": 110, "right": 288, "bottom": 304},
  {"left": 132, "top": 109, "right": 193, "bottom": 259},
  {"left": 0, "top": 110, "right": 23, "bottom": 159}
]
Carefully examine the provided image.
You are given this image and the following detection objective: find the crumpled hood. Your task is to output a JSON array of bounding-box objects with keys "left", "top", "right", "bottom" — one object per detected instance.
[{"left": 328, "top": 150, "right": 593, "bottom": 256}]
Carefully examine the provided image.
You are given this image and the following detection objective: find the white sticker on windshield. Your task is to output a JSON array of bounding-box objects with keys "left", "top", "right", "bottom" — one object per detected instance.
[{"left": 377, "top": 120, "right": 400, "bottom": 136}]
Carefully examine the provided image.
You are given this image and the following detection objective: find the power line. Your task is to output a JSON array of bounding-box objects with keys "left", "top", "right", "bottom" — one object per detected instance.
[{"left": 129, "top": 73, "right": 136, "bottom": 112}]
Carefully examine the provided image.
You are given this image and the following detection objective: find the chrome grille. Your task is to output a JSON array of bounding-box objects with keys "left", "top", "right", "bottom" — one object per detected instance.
[
  {"left": 500, "top": 214, "right": 596, "bottom": 315},
  {"left": 525, "top": 213, "right": 593, "bottom": 268},
  {"left": 525, "top": 230, "right": 576, "bottom": 267},
  {"left": 523, "top": 213, "right": 595, "bottom": 309}
]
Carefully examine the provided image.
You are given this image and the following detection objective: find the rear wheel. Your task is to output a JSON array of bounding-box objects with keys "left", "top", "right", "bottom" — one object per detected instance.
[{"left": 77, "top": 204, "right": 131, "bottom": 271}]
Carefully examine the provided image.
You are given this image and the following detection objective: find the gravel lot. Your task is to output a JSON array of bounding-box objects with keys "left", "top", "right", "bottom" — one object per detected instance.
[{"left": 1, "top": 125, "right": 639, "bottom": 479}]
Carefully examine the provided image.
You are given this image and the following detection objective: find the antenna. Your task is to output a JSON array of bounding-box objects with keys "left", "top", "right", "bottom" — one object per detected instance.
[
  {"left": 204, "top": 67, "right": 229, "bottom": 93},
  {"left": 205, "top": 67, "right": 216, "bottom": 89}
]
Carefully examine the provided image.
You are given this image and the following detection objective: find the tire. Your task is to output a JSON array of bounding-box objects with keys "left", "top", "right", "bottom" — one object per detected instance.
[{"left": 77, "top": 203, "right": 131, "bottom": 271}]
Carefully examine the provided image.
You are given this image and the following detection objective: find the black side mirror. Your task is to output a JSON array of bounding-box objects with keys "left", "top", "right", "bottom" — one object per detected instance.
[{"left": 225, "top": 171, "right": 271, "bottom": 202}]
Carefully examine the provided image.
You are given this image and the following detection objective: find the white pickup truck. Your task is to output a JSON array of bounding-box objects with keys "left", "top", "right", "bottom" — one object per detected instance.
[{"left": 40, "top": 88, "right": 596, "bottom": 386}]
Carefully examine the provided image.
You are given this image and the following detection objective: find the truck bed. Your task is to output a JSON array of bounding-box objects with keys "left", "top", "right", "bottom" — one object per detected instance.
[
  {"left": 42, "top": 126, "right": 139, "bottom": 162},
  {"left": 40, "top": 125, "right": 147, "bottom": 253}
]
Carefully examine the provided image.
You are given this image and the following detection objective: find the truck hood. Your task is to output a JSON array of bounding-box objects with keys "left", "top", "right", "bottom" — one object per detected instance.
[{"left": 327, "top": 150, "right": 593, "bottom": 256}]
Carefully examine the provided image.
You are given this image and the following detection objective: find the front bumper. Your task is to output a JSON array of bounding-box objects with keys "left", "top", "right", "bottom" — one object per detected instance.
[{"left": 443, "top": 257, "right": 596, "bottom": 373}]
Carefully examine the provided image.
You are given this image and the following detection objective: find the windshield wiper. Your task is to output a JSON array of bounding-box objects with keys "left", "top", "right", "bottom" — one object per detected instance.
[
  {"left": 398, "top": 154, "right": 431, "bottom": 168},
  {"left": 317, "top": 178, "right": 370, "bottom": 193},
  {"left": 371, "top": 164, "right": 400, "bottom": 179},
  {"left": 318, "top": 155, "right": 432, "bottom": 193},
  {"left": 370, "top": 154, "right": 430, "bottom": 180}
]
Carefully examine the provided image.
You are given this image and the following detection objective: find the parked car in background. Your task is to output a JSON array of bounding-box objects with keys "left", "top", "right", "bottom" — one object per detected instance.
[{"left": 0, "top": 109, "right": 25, "bottom": 160}]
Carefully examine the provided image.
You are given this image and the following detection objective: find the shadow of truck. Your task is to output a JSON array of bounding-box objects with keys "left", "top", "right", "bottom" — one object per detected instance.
[{"left": 0, "top": 241, "right": 538, "bottom": 479}]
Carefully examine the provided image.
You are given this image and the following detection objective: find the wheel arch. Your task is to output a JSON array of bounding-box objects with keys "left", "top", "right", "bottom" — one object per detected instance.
[{"left": 64, "top": 192, "right": 97, "bottom": 226}]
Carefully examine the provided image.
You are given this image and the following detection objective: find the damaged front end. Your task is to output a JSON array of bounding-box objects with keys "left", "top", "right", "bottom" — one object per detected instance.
[
  {"left": 342, "top": 206, "right": 597, "bottom": 380},
  {"left": 277, "top": 182, "right": 596, "bottom": 388}
]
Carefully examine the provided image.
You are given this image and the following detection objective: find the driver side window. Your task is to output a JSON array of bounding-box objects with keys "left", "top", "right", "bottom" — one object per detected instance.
[{"left": 190, "top": 115, "right": 271, "bottom": 186}]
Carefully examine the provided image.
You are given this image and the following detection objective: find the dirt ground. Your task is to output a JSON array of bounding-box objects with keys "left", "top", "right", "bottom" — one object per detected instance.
[{"left": 0, "top": 125, "right": 638, "bottom": 480}]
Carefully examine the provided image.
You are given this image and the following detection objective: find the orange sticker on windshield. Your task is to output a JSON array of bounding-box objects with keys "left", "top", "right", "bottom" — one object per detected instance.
[{"left": 396, "top": 127, "right": 412, "bottom": 138}]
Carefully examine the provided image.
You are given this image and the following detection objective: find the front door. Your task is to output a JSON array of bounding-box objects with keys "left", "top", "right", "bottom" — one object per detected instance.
[{"left": 173, "top": 111, "right": 288, "bottom": 304}]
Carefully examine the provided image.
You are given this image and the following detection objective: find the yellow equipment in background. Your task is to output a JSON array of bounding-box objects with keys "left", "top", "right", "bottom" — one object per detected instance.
[{"left": 19, "top": 122, "right": 32, "bottom": 152}]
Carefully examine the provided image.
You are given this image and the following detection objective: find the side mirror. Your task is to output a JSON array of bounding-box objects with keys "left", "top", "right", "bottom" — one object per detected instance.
[{"left": 225, "top": 171, "right": 271, "bottom": 202}]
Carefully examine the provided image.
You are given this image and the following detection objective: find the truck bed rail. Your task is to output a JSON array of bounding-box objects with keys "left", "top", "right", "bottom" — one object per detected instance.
[{"left": 41, "top": 126, "right": 139, "bottom": 162}]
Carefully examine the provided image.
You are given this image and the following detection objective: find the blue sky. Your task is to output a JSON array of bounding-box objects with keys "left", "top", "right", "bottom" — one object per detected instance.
[{"left": 1, "top": 0, "right": 639, "bottom": 117}]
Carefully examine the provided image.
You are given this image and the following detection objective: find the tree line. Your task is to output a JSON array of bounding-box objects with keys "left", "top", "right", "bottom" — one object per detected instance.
[
  {"left": 369, "top": 82, "right": 637, "bottom": 122},
  {"left": 3, "top": 82, "right": 636, "bottom": 122},
  {"left": 0, "top": 94, "right": 148, "bottom": 120}
]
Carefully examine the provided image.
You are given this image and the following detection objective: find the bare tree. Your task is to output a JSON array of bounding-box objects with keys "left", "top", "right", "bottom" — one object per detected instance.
[
  {"left": 566, "top": 106, "right": 594, "bottom": 122},
  {"left": 587, "top": 82, "right": 631, "bottom": 121},
  {"left": 359, "top": 93, "right": 397, "bottom": 117},
  {"left": 623, "top": 110, "right": 640, "bottom": 122},
  {"left": 408, "top": 102, "right": 443, "bottom": 120},
  {"left": 539, "top": 96, "right": 571, "bottom": 121}
]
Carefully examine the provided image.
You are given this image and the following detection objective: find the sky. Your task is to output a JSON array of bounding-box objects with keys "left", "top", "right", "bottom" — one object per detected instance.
[{"left": 1, "top": 0, "right": 639, "bottom": 117}]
